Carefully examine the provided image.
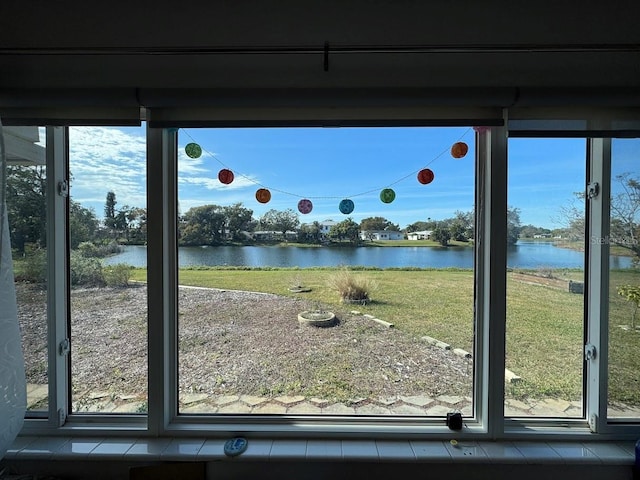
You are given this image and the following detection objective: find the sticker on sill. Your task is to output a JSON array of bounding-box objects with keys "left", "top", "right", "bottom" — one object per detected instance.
[{"left": 224, "top": 437, "right": 248, "bottom": 457}]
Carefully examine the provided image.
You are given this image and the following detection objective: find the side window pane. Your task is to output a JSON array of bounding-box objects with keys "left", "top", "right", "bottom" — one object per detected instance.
[
  {"left": 608, "top": 137, "right": 640, "bottom": 420},
  {"left": 176, "top": 127, "right": 476, "bottom": 417},
  {"left": 506, "top": 138, "right": 586, "bottom": 418},
  {"left": 69, "top": 125, "right": 148, "bottom": 414},
  {"left": 7, "top": 126, "right": 48, "bottom": 414}
]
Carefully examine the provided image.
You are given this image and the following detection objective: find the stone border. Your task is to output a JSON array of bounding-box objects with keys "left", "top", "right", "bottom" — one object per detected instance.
[{"left": 353, "top": 313, "right": 523, "bottom": 384}]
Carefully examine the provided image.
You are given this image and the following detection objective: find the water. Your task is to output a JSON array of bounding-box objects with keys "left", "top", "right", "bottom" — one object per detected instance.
[{"left": 103, "top": 241, "right": 634, "bottom": 269}]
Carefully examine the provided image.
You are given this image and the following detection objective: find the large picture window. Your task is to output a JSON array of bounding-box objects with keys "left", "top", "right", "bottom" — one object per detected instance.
[
  {"left": 174, "top": 127, "right": 477, "bottom": 416},
  {"left": 7, "top": 113, "right": 639, "bottom": 440}
]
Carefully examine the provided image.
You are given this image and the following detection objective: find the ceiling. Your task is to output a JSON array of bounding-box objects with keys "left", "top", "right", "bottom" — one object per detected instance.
[{"left": 0, "top": 1, "right": 639, "bottom": 112}]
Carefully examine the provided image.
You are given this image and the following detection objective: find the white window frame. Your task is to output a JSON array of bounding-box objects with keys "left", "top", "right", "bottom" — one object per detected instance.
[{"left": 12, "top": 110, "right": 640, "bottom": 442}]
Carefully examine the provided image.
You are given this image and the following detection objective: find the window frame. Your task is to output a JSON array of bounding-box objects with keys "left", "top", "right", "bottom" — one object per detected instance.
[{"left": 10, "top": 109, "right": 640, "bottom": 441}]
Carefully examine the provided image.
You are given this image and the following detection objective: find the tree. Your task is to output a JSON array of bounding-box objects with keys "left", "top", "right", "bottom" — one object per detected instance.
[
  {"left": 125, "top": 207, "right": 148, "bottom": 244},
  {"left": 431, "top": 225, "right": 451, "bottom": 246},
  {"left": 360, "top": 216, "right": 400, "bottom": 241},
  {"left": 329, "top": 218, "right": 360, "bottom": 244},
  {"left": 520, "top": 224, "right": 552, "bottom": 239},
  {"left": 114, "top": 206, "right": 130, "bottom": 241},
  {"left": 610, "top": 173, "right": 640, "bottom": 258},
  {"left": 507, "top": 206, "right": 522, "bottom": 245},
  {"left": 6, "top": 165, "right": 47, "bottom": 254},
  {"left": 450, "top": 210, "right": 474, "bottom": 241},
  {"left": 298, "top": 221, "right": 322, "bottom": 244},
  {"left": 405, "top": 221, "right": 430, "bottom": 233},
  {"left": 556, "top": 173, "right": 640, "bottom": 258},
  {"left": 449, "top": 222, "right": 466, "bottom": 242},
  {"left": 555, "top": 193, "right": 585, "bottom": 241},
  {"left": 223, "top": 203, "right": 254, "bottom": 240},
  {"left": 69, "top": 200, "right": 99, "bottom": 248},
  {"left": 104, "top": 191, "right": 118, "bottom": 235},
  {"left": 259, "top": 208, "right": 300, "bottom": 239},
  {"left": 360, "top": 216, "right": 400, "bottom": 233},
  {"left": 179, "top": 205, "right": 226, "bottom": 245}
]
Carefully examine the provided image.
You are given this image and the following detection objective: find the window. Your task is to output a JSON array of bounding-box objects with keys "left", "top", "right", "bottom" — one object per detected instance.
[
  {"left": 8, "top": 112, "right": 639, "bottom": 440},
  {"left": 67, "top": 126, "right": 148, "bottom": 414},
  {"left": 7, "top": 126, "right": 48, "bottom": 415},
  {"left": 175, "top": 127, "right": 476, "bottom": 416},
  {"left": 506, "top": 138, "right": 586, "bottom": 418},
  {"left": 607, "top": 137, "right": 640, "bottom": 420}
]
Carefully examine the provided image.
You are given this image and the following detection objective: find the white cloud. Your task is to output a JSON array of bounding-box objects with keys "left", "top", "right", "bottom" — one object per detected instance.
[
  {"left": 177, "top": 146, "right": 261, "bottom": 192},
  {"left": 178, "top": 152, "right": 209, "bottom": 175},
  {"left": 178, "top": 173, "right": 258, "bottom": 191},
  {"left": 68, "top": 126, "right": 147, "bottom": 213},
  {"left": 63, "top": 126, "right": 266, "bottom": 217}
]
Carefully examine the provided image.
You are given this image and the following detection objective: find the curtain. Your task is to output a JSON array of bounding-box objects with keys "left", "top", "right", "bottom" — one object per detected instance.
[{"left": 0, "top": 118, "right": 26, "bottom": 459}]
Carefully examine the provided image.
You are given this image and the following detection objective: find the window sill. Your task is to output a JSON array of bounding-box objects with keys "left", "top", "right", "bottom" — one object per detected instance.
[{"left": 4, "top": 435, "right": 635, "bottom": 465}]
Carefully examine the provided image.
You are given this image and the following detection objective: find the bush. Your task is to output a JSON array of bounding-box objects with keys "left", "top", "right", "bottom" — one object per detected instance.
[
  {"left": 103, "top": 263, "right": 132, "bottom": 287},
  {"left": 70, "top": 251, "right": 104, "bottom": 286},
  {"left": 327, "top": 268, "right": 377, "bottom": 304},
  {"left": 77, "top": 241, "right": 100, "bottom": 258},
  {"left": 77, "top": 240, "right": 122, "bottom": 258},
  {"left": 14, "top": 249, "right": 47, "bottom": 283},
  {"left": 617, "top": 284, "right": 640, "bottom": 329}
]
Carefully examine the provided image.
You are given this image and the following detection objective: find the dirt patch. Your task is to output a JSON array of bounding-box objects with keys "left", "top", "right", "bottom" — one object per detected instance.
[
  {"left": 16, "top": 283, "right": 472, "bottom": 403},
  {"left": 510, "top": 272, "right": 571, "bottom": 290}
]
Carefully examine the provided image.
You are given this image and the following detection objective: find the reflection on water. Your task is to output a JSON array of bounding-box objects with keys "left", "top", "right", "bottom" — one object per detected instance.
[{"left": 103, "top": 242, "right": 634, "bottom": 270}]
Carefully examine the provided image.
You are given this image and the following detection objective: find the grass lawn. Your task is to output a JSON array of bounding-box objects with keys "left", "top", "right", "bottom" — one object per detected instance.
[
  {"left": 606, "top": 269, "right": 640, "bottom": 406},
  {"left": 130, "top": 265, "right": 640, "bottom": 405}
]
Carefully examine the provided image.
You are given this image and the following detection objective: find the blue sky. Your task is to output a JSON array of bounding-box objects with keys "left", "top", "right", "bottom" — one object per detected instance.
[{"left": 62, "top": 125, "right": 637, "bottom": 230}]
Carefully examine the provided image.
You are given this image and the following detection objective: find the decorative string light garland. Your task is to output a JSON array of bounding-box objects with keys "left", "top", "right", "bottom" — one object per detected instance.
[{"left": 179, "top": 127, "right": 485, "bottom": 215}]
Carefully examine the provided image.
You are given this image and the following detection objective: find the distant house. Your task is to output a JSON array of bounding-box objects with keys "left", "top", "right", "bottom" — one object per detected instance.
[
  {"left": 360, "top": 230, "right": 404, "bottom": 241},
  {"left": 319, "top": 220, "right": 338, "bottom": 235},
  {"left": 407, "top": 230, "right": 433, "bottom": 240},
  {"left": 298, "top": 220, "right": 338, "bottom": 241}
]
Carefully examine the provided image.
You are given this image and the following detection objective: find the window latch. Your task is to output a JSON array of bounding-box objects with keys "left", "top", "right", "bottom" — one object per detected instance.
[
  {"left": 584, "top": 344, "right": 597, "bottom": 361},
  {"left": 57, "top": 180, "right": 69, "bottom": 197},
  {"left": 59, "top": 338, "right": 70, "bottom": 356},
  {"left": 586, "top": 182, "right": 599, "bottom": 199}
]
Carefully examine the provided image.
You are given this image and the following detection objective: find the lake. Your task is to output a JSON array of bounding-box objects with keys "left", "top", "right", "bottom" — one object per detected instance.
[{"left": 103, "top": 241, "right": 634, "bottom": 270}]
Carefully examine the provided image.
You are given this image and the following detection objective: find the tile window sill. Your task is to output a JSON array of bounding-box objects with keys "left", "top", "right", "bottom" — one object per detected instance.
[{"left": 3, "top": 436, "right": 635, "bottom": 465}]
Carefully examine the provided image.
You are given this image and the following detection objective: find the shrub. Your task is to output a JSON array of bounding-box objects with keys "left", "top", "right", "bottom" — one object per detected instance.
[
  {"left": 327, "top": 268, "right": 377, "bottom": 304},
  {"left": 77, "top": 241, "right": 100, "bottom": 257},
  {"left": 617, "top": 284, "right": 640, "bottom": 329},
  {"left": 14, "top": 250, "right": 47, "bottom": 283},
  {"left": 77, "top": 240, "right": 122, "bottom": 258},
  {"left": 99, "top": 240, "right": 122, "bottom": 256},
  {"left": 103, "top": 263, "right": 132, "bottom": 287},
  {"left": 70, "top": 251, "right": 104, "bottom": 286}
]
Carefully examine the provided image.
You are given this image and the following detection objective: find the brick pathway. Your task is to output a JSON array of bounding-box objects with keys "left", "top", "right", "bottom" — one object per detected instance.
[
  {"left": 26, "top": 384, "right": 591, "bottom": 417},
  {"left": 28, "top": 383, "right": 640, "bottom": 418}
]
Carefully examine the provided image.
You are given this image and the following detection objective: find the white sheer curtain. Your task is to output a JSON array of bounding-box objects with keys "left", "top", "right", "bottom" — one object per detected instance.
[{"left": 0, "top": 118, "right": 26, "bottom": 458}]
